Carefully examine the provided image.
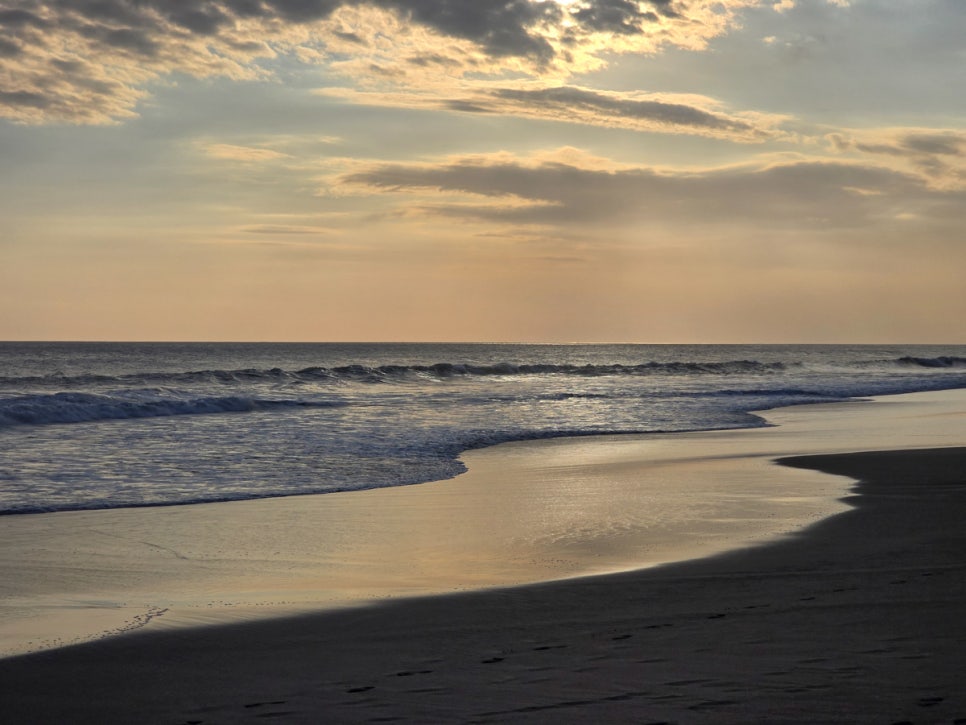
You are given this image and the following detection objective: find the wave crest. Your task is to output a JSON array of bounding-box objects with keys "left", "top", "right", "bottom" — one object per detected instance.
[
  {"left": 0, "top": 358, "right": 794, "bottom": 388},
  {"left": 895, "top": 356, "right": 966, "bottom": 368},
  {"left": 0, "top": 391, "right": 344, "bottom": 427}
]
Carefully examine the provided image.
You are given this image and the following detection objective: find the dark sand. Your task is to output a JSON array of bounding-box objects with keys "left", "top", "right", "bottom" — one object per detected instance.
[{"left": 2, "top": 446, "right": 966, "bottom": 723}]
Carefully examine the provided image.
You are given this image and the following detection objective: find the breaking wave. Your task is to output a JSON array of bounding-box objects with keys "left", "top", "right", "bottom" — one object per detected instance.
[
  {"left": 895, "top": 356, "right": 966, "bottom": 368},
  {"left": 0, "top": 391, "right": 345, "bottom": 427}
]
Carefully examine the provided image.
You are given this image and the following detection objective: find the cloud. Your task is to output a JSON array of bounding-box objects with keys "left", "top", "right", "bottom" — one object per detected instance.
[
  {"left": 478, "top": 85, "right": 782, "bottom": 140},
  {"left": 204, "top": 143, "right": 292, "bottom": 162},
  {"left": 240, "top": 224, "right": 332, "bottom": 234},
  {"left": 901, "top": 133, "right": 965, "bottom": 157},
  {"left": 372, "top": 0, "right": 561, "bottom": 61},
  {"left": 335, "top": 147, "right": 966, "bottom": 233},
  {"left": 827, "top": 128, "right": 966, "bottom": 188},
  {"left": 569, "top": 0, "right": 663, "bottom": 35},
  {"left": 0, "top": 0, "right": 758, "bottom": 124},
  {"left": 318, "top": 83, "right": 790, "bottom": 142}
]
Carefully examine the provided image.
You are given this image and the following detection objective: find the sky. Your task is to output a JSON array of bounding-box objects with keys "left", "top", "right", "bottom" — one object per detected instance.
[{"left": 1, "top": 0, "right": 964, "bottom": 343}]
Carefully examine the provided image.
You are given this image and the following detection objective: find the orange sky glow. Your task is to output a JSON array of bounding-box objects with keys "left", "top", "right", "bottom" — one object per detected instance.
[{"left": 2, "top": 0, "right": 964, "bottom": 342}]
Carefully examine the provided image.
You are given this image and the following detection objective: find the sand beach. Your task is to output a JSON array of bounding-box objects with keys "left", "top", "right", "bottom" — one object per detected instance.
[{"left": 2, "top": 389, "right": 966, "bottom": 722}]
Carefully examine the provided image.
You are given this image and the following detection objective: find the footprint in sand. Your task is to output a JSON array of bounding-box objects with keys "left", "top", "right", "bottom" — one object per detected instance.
[{"left": 244, "top": 701, "right": 287, "bottom": 708}]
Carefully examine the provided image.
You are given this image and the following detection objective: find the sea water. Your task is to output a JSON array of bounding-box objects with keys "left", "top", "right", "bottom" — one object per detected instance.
[{"left": 1, "top": 342, "right": 966, "bottom": 515}]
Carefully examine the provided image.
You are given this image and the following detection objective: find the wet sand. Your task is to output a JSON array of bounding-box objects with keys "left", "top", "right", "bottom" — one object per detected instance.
[{"left": 2, "top": 391, "right": 966, "bottom": 722}]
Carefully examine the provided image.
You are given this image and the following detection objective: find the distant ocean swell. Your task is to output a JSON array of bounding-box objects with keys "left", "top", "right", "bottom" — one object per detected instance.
[
  {"left": 0, "top": 356, "right": 966, "bottom": 387},
  {"left": 2, "top": 354, "right": 964, "bottom": 388},
  {"left": 2, "top": 355, "right": 966, "bottom": 430},
  {"left": 0, "top": 358, "right": 789, "bottom": 387}
]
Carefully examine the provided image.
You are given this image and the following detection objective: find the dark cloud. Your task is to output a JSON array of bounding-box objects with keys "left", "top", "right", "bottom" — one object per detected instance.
[
  {"left": 165, "top": 6, "right": 232, "bottom": 35},
  {"left": 80, "top": 26, "right": 160, "bottom": 56},
  {"left": 333, "top": 29, "right": 366, "bottom": 44},
  {"left": 859, "top": 134, "right": 966, "bottom": 159},
  {"left": 0, "top": 8, "right": 48, "bottom": 28},
  {"left": 0, "top": 89, "right": 50, "bottom": 109},
  {"left": 0, "top": 38, "right": 23, "bottom": 58},
  {"left": 55, "top": 0, "right": 153, "bottom": 28},
  {"left": 902, "top": 133, "right": 964, "bottom": 157},
  {"left": 407, "top": 53, "right": 462, "bottom": 68},
  {"left": 0, "top": 0, "right": 563, "bottom": 121},
  {"left": 224, "top": 0, "right": 272, "bottom": 19},
  {"left": 50, "top": 58, "right": 83, "bottom": 73},
  {"left": 342, "top": 155, "right": 960, "bottom": 231},
  {"left": 57, "top": 0, "right": 246, "bottom": 42},
  {"left": 10, "top": 0, "right": 559, "bottom": 58},
  {"left": 260, "top": 0, "right": 343, "bottom": 23},
  {"left": 0, "top": 0, "right": 748, "bottom": 123},
  {"left": 371, "top": 0, "right": 560, "bottom": 61},
  {"left": 855, "top": 142, "right": 906, "bottom": 157},
  {"left": 490, "top": 86, "right": 755, "bottom": 134},
  {"left": 841, "top": 131, "right": 966, "bottom": 184},
  {"left": 308, "top": 83, "right": 778, "bottom": 140},
  {"left": 571, "top": 0, "right": 659, "bottom": 35},
  {"left": 444, "top": 100, "right": 495, "bottom": 113},
  {"left": 649, "top": 0, "right": 680, "bottom": 18},
  {"left": 0, "top": 0, "right": 697, "bottom": 60}
]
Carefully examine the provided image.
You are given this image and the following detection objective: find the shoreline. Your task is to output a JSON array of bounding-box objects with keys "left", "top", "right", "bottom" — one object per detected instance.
[
  {"left": 1, "top": 389, "right": 966, "bottom": 720},
  {"left": 1, "top": 389, "right": 965, "bottom": 659}
]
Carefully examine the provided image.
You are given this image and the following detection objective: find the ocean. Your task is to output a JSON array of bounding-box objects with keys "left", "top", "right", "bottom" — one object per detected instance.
[{"left": 2, "top": 342, "right": 965, "bottom": 515}]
